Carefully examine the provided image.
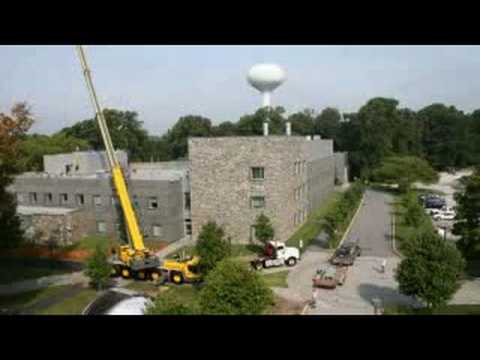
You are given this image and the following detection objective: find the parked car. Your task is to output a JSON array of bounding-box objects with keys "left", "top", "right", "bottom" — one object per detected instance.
[
  {"left": 424, "top": 198, "right": 446, "bottom": 209},
  {"left": 433, "top": 210, "right": 456, "bottom": 221},
  {"left": 426, "top": 208, "right": 442, "bottom": 216},
  {"left": 330, "top": 242, "right": 361, "bottom": 266}
]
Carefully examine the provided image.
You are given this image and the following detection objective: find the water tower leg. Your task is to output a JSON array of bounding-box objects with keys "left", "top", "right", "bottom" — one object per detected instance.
[{"left": 262, "top": 92, "right": 271, "bottom": 108}]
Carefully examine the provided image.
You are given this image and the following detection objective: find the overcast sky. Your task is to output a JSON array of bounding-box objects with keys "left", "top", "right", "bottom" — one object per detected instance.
[{"left": 0, "top": 45, "right": 479, "bottom": 135}]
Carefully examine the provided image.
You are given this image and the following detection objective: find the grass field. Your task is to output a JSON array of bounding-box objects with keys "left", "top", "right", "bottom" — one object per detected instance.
[
  {"left": 286, "top": 191, "right": 342, "bottom": 251},
  {"left": 262, "top": 270, "right": 289, "bottom": 288},
  {"left": 0, "top": 257, "right": 79, "bottom": 284},
  {"left": 35, "top": 288, "right": 97, "bottom": 315},
  {"left": 0, "top": 285, "right": 97, "bottom": 314}
]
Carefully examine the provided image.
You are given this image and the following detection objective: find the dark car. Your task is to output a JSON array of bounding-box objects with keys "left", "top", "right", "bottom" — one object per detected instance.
[
  {"left": 330, "top": 243, "right": 362, "bottom": 266},
  {"left": 424, "top": 197, "right": 446, "bottom": 209}
]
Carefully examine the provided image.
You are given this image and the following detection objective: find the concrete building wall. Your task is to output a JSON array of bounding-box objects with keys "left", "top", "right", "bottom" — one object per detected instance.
[
  {"left": 44, "top": 150, "right": 128, "bottom": 175},
  {"left": 189, "top": 136, "right": 335, "bottom": 244},
  {"left": 10, "top": 174, "right": 185, "bottom": 244},
  {"left": 334, "top": 152, "right": 348, "bottom": 184},
  {"left": 307, "top": 156, "right": 335, "bottom": 212}
]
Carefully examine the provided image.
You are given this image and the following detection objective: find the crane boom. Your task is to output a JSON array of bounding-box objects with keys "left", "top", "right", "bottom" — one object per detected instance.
[{"left": 75, "top": 45, "right": 145, "bottom": 252}]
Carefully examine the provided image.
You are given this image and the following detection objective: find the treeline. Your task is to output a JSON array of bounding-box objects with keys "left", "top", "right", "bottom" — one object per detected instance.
[{"left": 17, "top": 97, "right": 480, "bottom": 178}]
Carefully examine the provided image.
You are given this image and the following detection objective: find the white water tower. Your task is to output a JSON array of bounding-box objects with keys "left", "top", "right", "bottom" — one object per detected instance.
[{"left": 247, "top": 63, "right": 286, "bottom": 108}]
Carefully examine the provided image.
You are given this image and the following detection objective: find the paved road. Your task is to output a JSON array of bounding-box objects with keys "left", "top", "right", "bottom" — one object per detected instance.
[
  {"left": 344, "top": 189, "right": 394, "bottom": 258},
  {"left": 272, "top": 188, "right": 410, "bottom": 314}
]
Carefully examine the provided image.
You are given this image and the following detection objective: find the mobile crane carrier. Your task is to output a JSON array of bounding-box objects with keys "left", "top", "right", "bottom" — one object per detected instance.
[{"left": 76, "top": 46, "right": 163, "bottom": 281}]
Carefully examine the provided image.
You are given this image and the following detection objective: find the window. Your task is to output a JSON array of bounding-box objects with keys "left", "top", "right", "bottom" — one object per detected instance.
[
  {"left": 29, "top": 192, "right": 38, "bottom": 204},
  {"left": 93, "top": 195, "right": 102, "bottom": 207},
  {"left": 132, "top": 195, "right": 139, "bottom": 208},
  {"left": 97, "top": 221, "right": 107, "bottom": 233},
  {"left": 250, "top": 196, "right": 265, "bottom": 209},
  {"left": 44, "top": 193, "right": 53, "bottom": 204},
  {"left": 184, "top": 192, "right": 191, "bottom": 211},
  {"left": 152, "top": 225, "right": 162, "bottom": 237},
  {"left": 16, "top": 193, "right": 24, "bottom": 203},
  {"left": 294, "top": 213, "right": 297, "bottom": 226},
  {"left": 148, "top": 197, "right": 158, "bottom": 210},
  {"left": 251, "top": 167, "right": 264, "bottom": 180},
  {"left": 185, "top": 220, "right": 192, "bottom": 235},
  {"left": 65, "top": 164, "right": 72, "bottom": 175},
  {"left": 75, "top": 194, "right": 85, "bottom": 206},
  {"left": 111, "top": 196, "right": 119, "bottom": 207},
  {"left": 60, "top": 193, "right": 68, "bottom": 205}
]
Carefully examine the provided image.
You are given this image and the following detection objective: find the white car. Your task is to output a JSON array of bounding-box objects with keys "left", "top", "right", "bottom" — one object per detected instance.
[
  {"left": 426, "top": 208, "right": 442, "bottom": 216},
  {"left": 433, "top": 210, "right": 456, "bottom": 221}
]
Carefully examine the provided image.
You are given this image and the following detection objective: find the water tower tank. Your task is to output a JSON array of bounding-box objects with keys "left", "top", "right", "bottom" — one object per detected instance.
[{"left": 247, "top": 64, "right": 286, "bottom": 107}]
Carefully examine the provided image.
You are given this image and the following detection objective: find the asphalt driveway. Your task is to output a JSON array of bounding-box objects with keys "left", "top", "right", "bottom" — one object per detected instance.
[{"left": 345, "top": 189, "right": 394, "bottom": 258}]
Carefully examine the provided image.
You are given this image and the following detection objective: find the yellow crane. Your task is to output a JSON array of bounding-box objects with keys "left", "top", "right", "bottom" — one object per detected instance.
[{"left": 75, "top": 46, "right": 200, "bottom": 284}]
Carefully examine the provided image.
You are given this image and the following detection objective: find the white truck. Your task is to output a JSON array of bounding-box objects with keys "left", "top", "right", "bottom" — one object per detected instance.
[{"left": 251, "top": 241, "right": 301, "bottom": 270}]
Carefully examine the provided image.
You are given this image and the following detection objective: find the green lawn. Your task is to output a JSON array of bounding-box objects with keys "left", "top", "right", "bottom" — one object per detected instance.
[
  {"left": 262, "top": 270, "right": 289, "bottom": 288},
  {"left": 0, "top": 257, "right": 78, "bottom": 285},
  {"left": 286, "top": 192, "right": 342, "bottom": 251},
  {"left": 35, "top": 288, "right": 97, "bottom": 315},
  {"left": 384, "top": 304, "right": 480, "bottom": 315},
  {"left": 0, "top": 285, "right": 97, "bottom": 315}
]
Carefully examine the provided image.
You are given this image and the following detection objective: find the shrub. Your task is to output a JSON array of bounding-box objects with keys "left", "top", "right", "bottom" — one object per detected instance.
[
  {"left": 195, "top": 221, "right": 231, "bottom": 275},
  {"left": 199, "top": 258, "right": 274, "bottom": 315},
  {"left": 254, "top": 213, "right": 275, "bottom": 245},
  {"left": 146, "top": 289, "right": 199, "bottom": 315},
  {"left": 85, "top": 243, "right": 112, "bottom": 290}
]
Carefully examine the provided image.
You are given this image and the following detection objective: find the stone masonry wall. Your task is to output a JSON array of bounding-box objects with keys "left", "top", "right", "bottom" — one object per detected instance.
[{"left": 189, "top": 136, "right": 335, "bottom": 244}]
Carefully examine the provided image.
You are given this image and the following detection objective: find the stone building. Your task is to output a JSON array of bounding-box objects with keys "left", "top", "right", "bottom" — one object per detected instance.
[
  {"left": 10, "top": 136, "right": 347, "bottom": 247},
  {"left": 189, "top": 135, "right": 346, "bottom": 244},
  {"left": 9, "top": 151, "right": 189, "bottom": 246}
]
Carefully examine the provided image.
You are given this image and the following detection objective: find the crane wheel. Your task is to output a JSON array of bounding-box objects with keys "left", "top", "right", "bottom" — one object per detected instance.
[
  {"left": 121, "top": 268, "right": 131, "bottom": 279},
  {"left": 150, "top": 270, "right": 161, "bottom": 282},
  {"left": 136, "top": 271, "right": 146, "bottom": 280},
  {"left": 171, "top": 272, "right": 184, "bottom": 285},
  {"left": 111, "top": 266, "right": 121, "bottom": 277}
]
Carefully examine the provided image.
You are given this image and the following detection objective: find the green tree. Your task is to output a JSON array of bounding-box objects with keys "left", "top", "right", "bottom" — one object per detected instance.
[
  {"left": 85, "top": 243, "right": 112, "bottom": 290},
  {"left": 212, "top": 121, "right": 237, "bottom": 136},
  {"left": 254, "top": 213, "right": 274, "bottom": 244},
  {"left": 453, "top": 170, "right": 480, "bottom": 258},
  {"left": 236, "top": 107, "right": 286, "bottom": 136},
  {"left": 17, "top": 133, "right": 90, "bottom": 171},
  {"left": 314, "top": 107, "right": 341, "bottom": 147},
  {"left": 371, "top": 156, "right": 438, "bottom": 193},
  {"left": 146, "top": 289, "right": 199, "bottom": 315},
  {"left": 396, "top": 227, "right": 465, "bottom": 309},
  {"left": 164, "top": 115, "right": 213, "bottom": 159},
  {"left": 199, "top": 258, "right": 274, "bottom": 315},
  {"left": 418, "top": 104, "right": 471, "bottom": 170},
  {"left": 195, "top": 221, "right": 231, "bottom": 275},
  {"left": 0, "top": 102, "right": 34, "bottom": 249},
  {"left": 60, "top": 109, "right": 149, "bottom": 161},
  {"left": 288, "top": 109, "right": 315, "bottom": 135}
]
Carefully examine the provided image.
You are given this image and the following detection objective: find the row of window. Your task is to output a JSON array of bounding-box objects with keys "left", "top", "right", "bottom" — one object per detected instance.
[
  {"left": 294, "top": 184, "right": 308, "bottom": 201},
  {"left": 294, "top": 160, "right": 306, "bottom": 175},
  {"left": 97, "top": 221, "right": 163, "bottom": 237},
  {"left": 17, "top": 191, "right": 191, "bottom": 211},
  {"left": 294, "top": 209, "right": 308, "bottom": 226}
]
